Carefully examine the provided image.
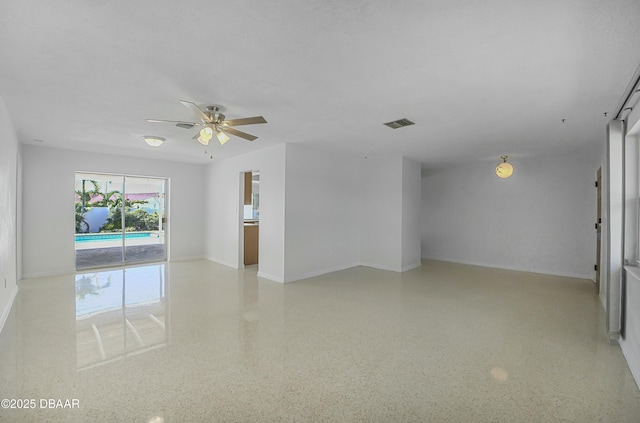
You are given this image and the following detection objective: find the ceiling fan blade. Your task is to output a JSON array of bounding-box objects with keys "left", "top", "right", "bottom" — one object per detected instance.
[
  {"left": 221, "top": 116, "right": 267, "bottom": 127},
  {"left": 147, "top": 119, "right": 199, "bottom": 129},
  {"left": 180, "top": 100, "right": 212, "bottom": 123},
  {"left": 222, "top": 127, "right": 258, "bottom": 141},
  {"left": 147, "top": 119, "right": 196, "bottom": 125}
]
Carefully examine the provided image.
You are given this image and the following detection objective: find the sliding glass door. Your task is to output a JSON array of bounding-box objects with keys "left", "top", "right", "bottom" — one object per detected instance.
[
  {"left": 75, "top": 172, "right": 167, "bottom": 269},
  {"left": 123, "top": 176, "right": 166, "bottom": 264},
  {"left": 75, "top": 173, "right": 125, "bottom": 268}
]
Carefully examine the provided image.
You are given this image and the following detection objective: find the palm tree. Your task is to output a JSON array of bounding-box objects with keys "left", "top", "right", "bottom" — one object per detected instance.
[{"left": 75, "top": 179, "right": 101, "bottom": 233}]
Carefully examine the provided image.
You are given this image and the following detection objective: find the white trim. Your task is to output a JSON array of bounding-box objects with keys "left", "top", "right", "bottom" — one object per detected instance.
[
  {"left": 169, "top": 255, "right": 203, "bottom": 262},
  {"left": 401, "top": 262, "right": 422, "bottom": 272},
  {"left": 22, "top": 268, "right": 75, "bottom": 279},
  {"left": 608, "top": 331, "right": 621, "bottom": 344},
  {"left": 420, "top": 256, "right": 593, "bottom": 280},
  {"left": 204, "top": 256, "right": 240, "bottom": 269},
  {"left": 359, "top": 261, "right": 422, "bottom": 273},
  {"left": 283, "top": 262, "right": 360, "bottom": 283},
  {"left": 256, "top": 271, "right": 284, "bottom": 283},
  {"left": 359, "top": 262, "right": 403, "bottom": 273},
  {"left": 0, "top": 285, "right": 18, "bottom": 335}
]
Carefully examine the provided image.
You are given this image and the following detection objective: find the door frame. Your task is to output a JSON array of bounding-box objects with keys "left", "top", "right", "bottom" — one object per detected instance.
[
  {"left": 238, "top": 170, "right": 260, "bottom": 269},
  {"left": 596, "top": 167, "right": 602, "bottom": 294}
]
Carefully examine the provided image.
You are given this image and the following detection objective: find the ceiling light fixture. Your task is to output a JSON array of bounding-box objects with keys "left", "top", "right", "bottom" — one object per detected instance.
[
  {"left": 143, "top": 136, "right": 165, "bottom": 147},
  {"left": 197, "top": 125, "right": 231, "bottom": 146},
  {"left": 495, "top": 155, "right": 514, "bottom": 179},
  {"left": 197, "top": 127, "right": 213, "bottom": 145},
  {"left": 147, "top": 101, "right": 267, "bottom": 148},
  {"left": 216, "top": 128, "right": 230, "bottom": 145}
]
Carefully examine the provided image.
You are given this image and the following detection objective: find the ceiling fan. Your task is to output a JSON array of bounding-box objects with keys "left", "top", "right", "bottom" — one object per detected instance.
[{"left": 147, "top": 100, "right": 267, "bottom": 146}]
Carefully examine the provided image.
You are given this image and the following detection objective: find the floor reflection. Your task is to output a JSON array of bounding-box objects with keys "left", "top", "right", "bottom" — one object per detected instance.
[{"left": 75, "top": 264, "right": 168, "bottom": 370}]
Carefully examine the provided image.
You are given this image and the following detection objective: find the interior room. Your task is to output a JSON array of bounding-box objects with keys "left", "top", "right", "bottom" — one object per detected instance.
[{"left": 1, "top": 1, "right": 640, "bottom": 421}]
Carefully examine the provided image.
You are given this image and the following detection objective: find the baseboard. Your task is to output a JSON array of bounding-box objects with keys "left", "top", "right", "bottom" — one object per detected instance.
[
  {"left": 401, "top": 262, "right": 422, "bottom": 272},
  {"left": 360, "top": 262, "right": 405, "bottom": 272},
  {"left": 358, "top": 261, "right": 423, "bottom": 273},
  {"left": 204, "top": 256, "right": 240, "bottom": 269},
  {"left": 283, "top": 263, "right": 360, "bottom": 283},
  {"left": 421, "top": 256, "right": 593, "bottom": 280},
  {"left": 0, "top": 285, "right": 18, "bottom": 335},
  {"left": 22, "top": 268, "right": 75, "bottom": 279},
  {"left": 256, "top": 271, "right": 285, "bottom": 283},
  {"left": 169, "top": 255, "right": 203, "bottom": 262}
]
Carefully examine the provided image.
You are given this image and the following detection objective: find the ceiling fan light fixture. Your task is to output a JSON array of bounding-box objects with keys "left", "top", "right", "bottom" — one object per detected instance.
[
  {"left": 216, "top": 129, "right": 230, "bottom": 145},
  {"left": 197, "top": 127, "right": 213, "bottom": 145},
  {"left": 495, "top": 155, "right": 514, "bottom": 179},
  {"left": 143, "top": 136, "right": 165, "bottom": 147},
  {"left": 147, "top": 101, "right": 267, "bottom": 149}
]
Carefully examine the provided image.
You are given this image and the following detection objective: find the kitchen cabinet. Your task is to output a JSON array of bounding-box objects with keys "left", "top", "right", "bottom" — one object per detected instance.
[
  {"left": 244, "top": 223, "right": 259, "bottom": 265},
  {"left": 244, "top": 172, "right": 252, "bottom": 205}
]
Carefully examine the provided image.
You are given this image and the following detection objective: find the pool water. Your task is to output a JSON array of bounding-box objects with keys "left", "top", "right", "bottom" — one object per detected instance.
[{"left": 75, "top": 233, "right": 153, "bottom": 243}]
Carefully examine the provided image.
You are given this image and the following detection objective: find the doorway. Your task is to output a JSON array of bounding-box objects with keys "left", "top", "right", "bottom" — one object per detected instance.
[
  {"left": 75, "top": 172, "right": 167, "bottom": 269},
  {"left": 242, "top": 171, "right": 260, "bottom": 267}
]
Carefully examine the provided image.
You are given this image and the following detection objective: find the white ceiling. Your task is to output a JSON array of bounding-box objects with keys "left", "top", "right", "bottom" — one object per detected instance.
[{"left": 1, "top": 0, "right": 639, "bottom": 167}]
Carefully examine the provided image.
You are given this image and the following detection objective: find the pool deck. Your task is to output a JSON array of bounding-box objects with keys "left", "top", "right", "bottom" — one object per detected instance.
[{"left": 75, "top": 244, "right": 166, "bottom": 269}]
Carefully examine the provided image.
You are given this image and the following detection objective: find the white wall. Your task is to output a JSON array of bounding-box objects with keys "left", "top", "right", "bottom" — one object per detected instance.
[
  {"left": 21, "top": 145, "right": 206, "bottom": 278},
  {"left": 421, "top": 149, "right": 600, "bottom": 279},
  {"left": 203, "top": 144, "right": 286, "bottom": 282},
  {"left": 0, "top": 97, "right": 20, "bottom": 331},
  {"left": 359, "top": 155, "right": 422, "bottom": 272},
  {"left": 620, "top": 108, "right": 640, "bottom": 389},
  {"left": 624, "top": 134, "right": 638, "bottom": 262},
  {"left": 360, "top": 155, "right": 403, "bottom": 271},
  {"left": 284, "top": 144, "right": 361, "bottom": 282},
  {"left": 606, "top": 121, "right": 625, "bottom": 339},
  {"left": 204, "top": 145, "right": 422, "bottom": 282},
  {"left": 401, "top": 157, "right": 422, "bottom": 271},
  {"left": 622, "top": 268, "right": 640, "bottom": 389}
]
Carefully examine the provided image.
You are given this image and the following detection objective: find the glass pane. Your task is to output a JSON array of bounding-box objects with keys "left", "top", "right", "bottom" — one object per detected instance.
[
  {"left": 75, "top": 173, "right": 124, "bottom": 269},
  {"left": 123, "top": 176, "right": 166, "bottom": 264}
]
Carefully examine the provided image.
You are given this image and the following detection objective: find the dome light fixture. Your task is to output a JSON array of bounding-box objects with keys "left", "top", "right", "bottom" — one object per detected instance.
[
  {"left": 495, "top": 155, "right": 514, "bottom": 179},
  {"left": 143, "top": 136, "right": 165, "bottom": 147}
]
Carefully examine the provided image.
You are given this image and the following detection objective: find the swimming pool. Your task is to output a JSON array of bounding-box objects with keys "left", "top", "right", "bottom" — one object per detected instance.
[{"left": 75, "top": 233, "right": 154, "bottom": 243}]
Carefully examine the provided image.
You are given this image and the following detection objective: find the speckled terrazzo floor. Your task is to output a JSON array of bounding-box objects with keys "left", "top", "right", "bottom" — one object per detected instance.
[{"left": 0, "top": 260, "right": 639, "bottom": 422}]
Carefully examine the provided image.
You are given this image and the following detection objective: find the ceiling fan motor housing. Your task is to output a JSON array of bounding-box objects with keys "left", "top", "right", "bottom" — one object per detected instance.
[{"left": 204, "top": 106, "right": 224, "bottom": 124}]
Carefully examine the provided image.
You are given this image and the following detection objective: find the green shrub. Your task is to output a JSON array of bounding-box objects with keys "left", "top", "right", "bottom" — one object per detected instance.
[{"left": 103, "top": 207, "right": 159, "bottom": 232}]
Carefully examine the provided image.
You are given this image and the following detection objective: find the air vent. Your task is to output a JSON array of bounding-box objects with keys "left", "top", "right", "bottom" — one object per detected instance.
[{"left": 384, "top": 118, "right": 415, "bottom": 129}]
